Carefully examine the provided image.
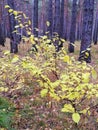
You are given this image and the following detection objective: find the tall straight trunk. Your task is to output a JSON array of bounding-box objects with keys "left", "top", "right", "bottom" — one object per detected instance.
[
  {"left": 79, "top": 0, "right": 94, "bottom": 63},
  {"left": 41, "top": 0, "right": 46, "bottom": 35},
  {"left": 68, "top": 0, "right": 78, "bottom": 53},
  {"left": 64, "top": 0, "right": 69, "bottom": 40},
  {"left": 93, "top": 0, "right": 98, "bottom": 45},
  {"left": 47, "top": 0, "right": 53, "bottom": 37},
  {"left": 0, "top": 0, "right": 6, "bottom": 46},
  {"left": 33, "top": 0, "right": 38, "bottom": 37},
  {"left": 7, "top": 0, "right": 18, "bottom": 53},
  {"left": 54, "top": 0, "right": 60, "bottom": 36},
  {"left": 53, "top": 0, "right": 63, "bottom": 52},
  {"left": 93, "top": 18, "right": 98, "bottom": 45},
  {"left": 60, "top": 0, "right": 64, "bottom": 38}
]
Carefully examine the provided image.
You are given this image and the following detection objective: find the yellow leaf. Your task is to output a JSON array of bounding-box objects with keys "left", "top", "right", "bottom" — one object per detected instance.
[
  {"left": 72, "top": 113, "right": 80, "bottom": 124},
  {"left": 0, "top": 87, "right": 8, "bottom": 92},
  {"left": 8, "top": 9, "right": 13, "bottom": 13},
  {"left": 46, "top": 21, "right": 50, "bottom": 27},
  {"left": 12, "top": 30, "right": 18, "bottom": 33},
  {"left": 85, "top": 52, "right": 89, "bottom": 57},
  {"left": 11, "top": 55, "right": 19, "bottom": 63},
  {"left": 28, "top": 20, "right": 31, "bottom": 25},
  {"left": 5, "top": 5, "right": 10, "bottom": 8},
  {"left": 13, "top": 11, "right": 18, "bottom": 16},
  {"left": 60, "top": 38, "right": 65, "bottom": 43},
  {"left": 82, "top": 73, "right": 90, "bottom": 83},
  {"left": 42, "top": 35, "right": 47, "bottom": 40},
  {"left": 4, "top": 50, "right": 10, "bottom": 55},
  {"left": 19, "top": 24, "right": 23, "bottom": 28},
  {"left": 61, "top": 104, "right": 75, "bottom": 113},
  {"left": 92, "top": 69, "right": 97, "bottom": 79},
  {"left": 40, "top": 89, "right": 48, "bottom": 97},
  {"left": 63, "top": 55, "right": 70, "bottom": 63},
  {"left": 27, "top": 31, "right": 31, "bottom": 35}
]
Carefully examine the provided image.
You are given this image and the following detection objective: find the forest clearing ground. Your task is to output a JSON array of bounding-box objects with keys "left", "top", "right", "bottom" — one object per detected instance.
[{"left": 1, "top": 38, "right": 98, "bottom": 65}]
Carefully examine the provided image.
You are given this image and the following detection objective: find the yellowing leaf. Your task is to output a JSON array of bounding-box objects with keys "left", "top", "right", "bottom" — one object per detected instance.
[
  {"left": 46, "top": 21, "right": 50, "bottom": 27},
  {"left": 0, "top": 87, "right": 8, "bottom": 92},
  {"left": 63, "top": 55, "right": 70, "bottom": 63},
  {"left": 60, "top": 38, "right": 65, "bottom": 43},
  {"left": 13, "top": 11, "right": 18, "bottom": 16},
  {"left": 28, "top": 20, "right": 31, "bottom": 25},
  {"left": 92, "top": 69, "right": 97, "bottom": 79},
  {"left": 80, "top": 109, "right": 87, "bottom": 114},
  {"left": 12, "top": 30, "right": 18, "bottom": 33},
  {"left": 82, "top": 73, "right": 90, "bottom": 83},
  {"left": 40, "top": 89, "right": 48, "bottom": 97},
  {"left": 27, "top": 31, "right": 31, "bottom": 35},
  {"left": 85, "top": 52, "right": 89, "bottom": 57},
  {"left": 11, "top": 55, "right": 19, "bottom": 63},
  {"left": 8, "top": 9, "right": 13, "bottom": 13},
  {"left": 4, "top": 50, "right": 10, "bottom": 55},
  {"left": 42, "top": 35, "right": 48, "bottom": 40},
  {"left": 19, "top": 24, "right": 23, "bottom": 28},
  {"left": 72, "top": 113, "right": 80, "bottom": 124},
  {"left": 61, "top": 104, "right": 75, "bottom": 113},
  {"left": 5, "top": 5, "right": 10, "bottom": 8}
]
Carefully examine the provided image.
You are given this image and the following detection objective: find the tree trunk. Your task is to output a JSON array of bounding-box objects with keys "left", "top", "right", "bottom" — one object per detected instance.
[
  {"left": 53, "top": 0, "right": 60, "bottom": 36},
  {"left": 68, "top": 0, "right": 78, "bottom": 53},
  {"left": 60, "top": 0, "right": 64, "bottom": 38},
  {"left": 47, "top": 0, "right": 53, "bottom": 37},
  {"left": 93, "top": 19, "right": 98, "bottom": 45},
  {"left": 33, "top": 0, "right": 38, "bottom": 37},
  {"left": 79, "top": 0, "right": 95, "bottom": 63},
  {"left": 7, "top": 0, "right": 18, "bottom": 53}
]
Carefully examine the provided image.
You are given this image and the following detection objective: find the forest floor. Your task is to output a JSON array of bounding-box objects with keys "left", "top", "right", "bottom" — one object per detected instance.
[
  {"left": 0, "top": 39, "right": 98, "bottom": 130},
  {"left": 1, "top": 38, "right": 98, "bottom": 65}
]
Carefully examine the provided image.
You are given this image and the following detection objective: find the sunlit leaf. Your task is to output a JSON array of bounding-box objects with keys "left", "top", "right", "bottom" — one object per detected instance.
[
  {"left": 13, "top": 11, "right": 18, "bottom": 16},
  {"left": 63, "top": 55, "right": 70, "bottom": 63},
  {"left": 8, "top": 9, "right": 13, "bottom": 13},
  {"left": 61, "top": 104, "right": 75, "bottom": 113},
  {"left": 92, "top": 69, "right": 97, "bottom": 79},
  {"left": 72, "top": 113, "right": 80, "bottom": 124},
  {"left": 4, "top": 50, "right": 10, "bottom": 55},
  {"left": 46, "top": 21, "right": 50, "bottom": 27},
  {"left": 11, "top": 55, "right": 19, "bottom": 63},
  {"left": 40, "top": 89, "right": 48, "bottom": 97},
  {"left": 5, "top": 5, "right": 10, "bottom": 8}
]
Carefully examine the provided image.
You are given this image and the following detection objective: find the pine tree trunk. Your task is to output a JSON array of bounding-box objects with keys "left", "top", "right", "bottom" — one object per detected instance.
[
  {"left": 68, "top": 0, "right": 77, "bottom": 53},
  {"left": 60, "top": 0, "right": 64, "bottom": 38},
  {"left": 54, "top": 0, "right": 60, "bottom": 36},
  {"left": 79, "top": 0, "right": 94, "bottom": 63},
  {"left": 33, "top": 0, "right": 38, "bottom": 37},
  {"left": 7, "top": 0, "right": 18, "bottom": 53},
  {"left": 47, "top": 0, "right": 53, "bottom": 37}
]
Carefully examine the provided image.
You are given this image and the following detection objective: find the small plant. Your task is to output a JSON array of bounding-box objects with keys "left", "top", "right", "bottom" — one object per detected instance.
[
  {"left": 0, "top": 97, "right": 15, "bottom": 130},
  {"left": 2, "top": 5, "right": 98, "bottom": 129}
]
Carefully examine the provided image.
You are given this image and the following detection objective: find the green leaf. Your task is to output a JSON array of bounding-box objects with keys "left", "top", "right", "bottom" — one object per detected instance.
[
  {"left": 72, "top": 113, "right": 80, "bottom": 124},
  {"left": 92, "top": 69, "right": 97, "bottom": 79},
  {"left": 40, "top": 89, "right": 48, "bottom": 97},
  {"left": 61, "top": 104, "right": 75, "bottom": 113}
]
